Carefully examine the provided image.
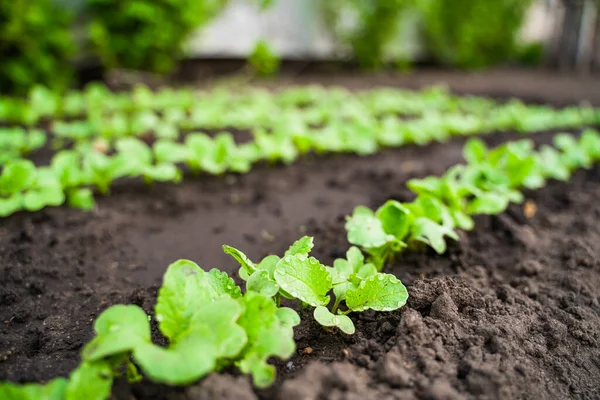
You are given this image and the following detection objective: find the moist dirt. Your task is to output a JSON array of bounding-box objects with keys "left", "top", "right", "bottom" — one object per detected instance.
[{"left": 1, "top": 73, "right": 600, "bottom": 400}]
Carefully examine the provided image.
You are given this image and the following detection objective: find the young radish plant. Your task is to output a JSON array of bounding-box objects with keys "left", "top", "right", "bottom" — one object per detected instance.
[
  {"left": 0, "top": 159, "right": 65, "bottom": 217},
  {"left": 223, "top": 236, "right": 408, "bottom": 334},
  {"left": 347, "top": 130, "right": 600, "bottom": 271}
]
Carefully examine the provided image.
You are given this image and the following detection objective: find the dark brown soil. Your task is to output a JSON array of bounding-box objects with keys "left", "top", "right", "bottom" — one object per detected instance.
[{"left": 1, "top": 73, "right": 600, "bottom": 400}]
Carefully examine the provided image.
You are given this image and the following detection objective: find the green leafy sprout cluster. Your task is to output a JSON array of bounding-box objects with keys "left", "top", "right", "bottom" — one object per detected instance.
[
  {"left": 346, "top": 129, "right": 600, "bottom": 270},
  {"left": 1, "top": 84, "right": 599, "bottom": 217},
  {"left": 0, "top": 237, "right": 407, "bottom": 399},
  {"left": 1, "top": 130, "right": 599, "bottom": 398}
]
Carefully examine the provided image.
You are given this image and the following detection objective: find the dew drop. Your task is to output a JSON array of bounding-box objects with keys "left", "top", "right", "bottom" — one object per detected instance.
[
  {"left": 378, "top": 275, "right": 384, "bottom": 281},
  {"left": 332, "top": 317, "right": 339, "bottom": 324},
  {"left": 291, "top": 292, "right": 298, "bottom": 297}
]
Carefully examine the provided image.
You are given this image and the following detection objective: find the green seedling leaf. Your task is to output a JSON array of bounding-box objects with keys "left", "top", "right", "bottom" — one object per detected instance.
[
  {"left": 411, "top": 217, "right": 459, "bottom": 254},
  {"left": 143, "top": 163, "right": 182, "bottom": 183},
  {"left": 116, "top": 138, "right": 153, "bottom": 166},
  {"left": 554, "top": 133, "right": 591, "bottom": 169},
  {"left": 67, "top": 188, "right": 95, "bottom": 211},
  {"left": 236, "top": 292, "right": 296, "bottom": 388},
  {"left": 0, "top": 160, "right": 36, "bottom": 194},
  {"left": 0, "top": 195, "right": 24, "bottom": 217},
  {"left": 247, "top": 269, "right": 280, "bottom": 297},
  {"left": 375, "top": 200, "right": 413, "bottom": 240},
  {"left": 135, "top": 297, "right": 246, "bottom": 385},
  {"left": 207, "top": 269, "right": 242, "bottom": 299},
  {"left": 313, "top": 306, "right": 355, "bottom": 334},
  {"left": 82, "top": 305, "right": 151, "bottom": 361},
  {"left": 155, "top": 260, "right": 234, "bottom": 342},
  {"left": 327, "top": 246, "right": 376, "bottom": 302},
  {"left": 274, "top": 255, "right": 332, "bottom": 306},
  {"left": 276, "top": 307, "right": 301, "bottom": 327},
  {"left": 51, "top": 151, "right": 84, "bottom": 188},
  {"left": 223, "top": 245, "right": 257, "bottom": 278},
  {"left": 133, "top": 337, "right": 217, "bottom": 386},
  {"left": 346, "top": 206, "right": 398, "bottom": 249},
  {"left": 346, "top": 273, "right": 408, "bottom": 312},
  {"left": 0, "top": 378, "right": 67, "bottom": 400},
  {"left": 257, "top": 255, "right": 280, "bottom": 279},
  {"left": 409, "top": 195, "right": 455, "bottom": 228},
  {"left": 580, "top": 129, "right": 600, "bottom": 160},
  {"left": 538, "top": 145, "right": 570, "bottom": 181},
  {"left": 153, "top": 140, "right": 193, "bottom": 164},
  {"left": 65, "top": 361, "right": 113, "bottom": 400},
  {"left": 284, "top": 236, "right": 314, "bottom": 257},
  {"left": 407, "top": 176, "right": 443, "bottom": 197},
  {"left": 463, "top": 138, "right": 487, "bottom": 164},
  {"left": 467, "top": 191, "right": 511, "bottom": 215}
]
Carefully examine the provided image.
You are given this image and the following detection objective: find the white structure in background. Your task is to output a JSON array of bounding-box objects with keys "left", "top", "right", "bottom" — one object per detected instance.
[{"left": 185, "top": 0, "right": 561, "bottom": 60}]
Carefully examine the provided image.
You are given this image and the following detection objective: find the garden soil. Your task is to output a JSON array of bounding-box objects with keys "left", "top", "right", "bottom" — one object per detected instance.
[{"left": 1, "top": 73, "right": 600, "bottom": 400}]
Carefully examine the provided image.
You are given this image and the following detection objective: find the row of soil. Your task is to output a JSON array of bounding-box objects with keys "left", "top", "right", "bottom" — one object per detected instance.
[{"left": 1, "top": 125, "right": 599, "bottom": 399}]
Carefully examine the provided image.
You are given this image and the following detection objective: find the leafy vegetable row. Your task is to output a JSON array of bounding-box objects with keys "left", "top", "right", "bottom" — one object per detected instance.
[
  {"left": 2, "top": 105, "right": 599, "bottom": 217},
  {"left": 0, "top": 237, "right": 408, "bottom": 399},
  {"left": 1, "top": 84, "right": 499, "bottom": 124},
  {"left": 346, "top": 129, "right": 600, "bottom": 270}
]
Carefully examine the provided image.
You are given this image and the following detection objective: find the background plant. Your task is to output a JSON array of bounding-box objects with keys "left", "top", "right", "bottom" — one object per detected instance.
[
  {"left": 419, "top": 0, "right": 534, "bottom": 68},
  {"left": 324, "top": 0, "right": 411, "bottom": 69},
  {"left": 85, "top": 0, "right": 229, "bottom": 74},
  {"left": 247, "top": 39, "right": 281, "bottom": 77},
  {"left": 0, "top": 0, "right": 76, "bottom": 95}
]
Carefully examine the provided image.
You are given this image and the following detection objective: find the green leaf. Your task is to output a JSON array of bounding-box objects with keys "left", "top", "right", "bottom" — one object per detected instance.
[
  {"left": 82, "top": 305, "right": 151, "bottom": 361},
  {"left": 223, "top": 245, "right": 257, "bottom": 277},
  {"left": 153, "top": 140, "right": 193, "bottom": 164},
  {"left": 257, "top": 255, "right": 280, "bottom": 279},
  {"left": 376, "top": 200, "right": 413, "bottom": 239},
  {"left": 133, "top": 337, "right": 217, "bottom": 385},
  {"left": 467, "top": 192, "right": 511, "bottom": 215},
  {"left": 207, "top": 269, "right": 242, "bottom": 299},
  {"left": 411, "top": 217, "right": 459, "bottom": 254},
  {"left": 313, "top": 306, "right": 355, "bottom": 334},
  {"left": 65, "top": 361, "right": 113, "bottom": 400},
  {"left": 346, "top": 206, "right": 397, "bottom": 248},
  {"left": 284, "top": 236, "right": 314, "bottom": 257},
  {"left": 23, "top": 186, "right": 65, "bottom": 211},
  {"left": 346, "top": 273, "right": 408, "bottom": 312},
  {"left": 0, "top": 195, "right": 24, "bottom": 217},
  {"left": 143, "top": 163, "right": 181, "bottom": 183},
  {"left": 276, "top": 307, "right": 301, "bottom": 327},
  {"left": 463, "top": 138, "right": 487, "bottom": 164},
  {"left": 0, "top": 378, "right": 67, "bottom": 400},
  {"left": 67, "top": 188, "right": 95, "bottom": 211},
  {"left": 236, "top": 292, "right": 295, "bottom": 388},
  {"left": 188, "top": 297, "right": 247, "bottom": 358},
  {"left": 274, "top": 255, "right": 332, "bottom": 306},
  {"left": 115, "top": 138, "right": 153, "bottom": 166},
  {"left": 155, "top": 260, "right": 228, "bottom": 342},
  {"left": 0, "top": 160, "right": 36, "bottom": 194},
  {"left": 135, "top": 298, "right": 246, "bottom": 385},
  {"left": 247, "top": 269, "right": 280, "bottom": 297}
]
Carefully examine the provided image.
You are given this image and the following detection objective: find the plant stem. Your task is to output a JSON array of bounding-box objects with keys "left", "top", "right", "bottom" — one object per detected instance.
[{"left": 331, "top": 296, "right": 342, "bottom": 314}]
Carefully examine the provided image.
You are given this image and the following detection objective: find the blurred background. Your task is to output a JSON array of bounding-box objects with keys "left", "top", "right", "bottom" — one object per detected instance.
[{"left": 1, "top": 0, "right": 599, "bottom": 95}]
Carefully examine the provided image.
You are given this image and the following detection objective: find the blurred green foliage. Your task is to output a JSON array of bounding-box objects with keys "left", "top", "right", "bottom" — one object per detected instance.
[
  {"left": 0, "top": 0, "right": 76, "bottom": 95},
  {"left": 248, "top": 40, "right": 281, "bottom": 77},
  {"left": 85, "top": 0, "right": 229, "bottom": 74},
  {"left": 0, "top": 0, "right": 541, "bottom": 95},
  {"left": 327, "top": 0, "right": 536, "bottom": 70},
  {"left": 420, "top": 0, "right": 535, "bottom": 68},
  {"left": 326, "top": 0, "right": 411, "bottom": 70}
]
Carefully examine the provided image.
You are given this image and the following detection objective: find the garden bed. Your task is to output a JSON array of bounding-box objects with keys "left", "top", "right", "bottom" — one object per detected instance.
[{"left": 1, "top": 73, "right": 600, "bottom": 399}]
